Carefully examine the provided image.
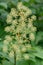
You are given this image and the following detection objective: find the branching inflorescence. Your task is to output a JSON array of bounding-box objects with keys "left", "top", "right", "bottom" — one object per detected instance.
[{"left": 3, "top": 2, "right": 37, "bottom": 61}]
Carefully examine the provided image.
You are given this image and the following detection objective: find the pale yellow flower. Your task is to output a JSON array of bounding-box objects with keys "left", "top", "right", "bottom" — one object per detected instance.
[
  {"left": 6, "top": 14, "right": 12, "bottom": 24},
  {"left": 28, "top": 18, "right": 33, "bottom": 23},
  {"left": 9, "top": 50, "right": 14, "bottom": 58},
  {"left": 3, "top": 40, "right": 9, "bottom": 45},
  {"left": 12, "top": 44, "right": 18, "bottom": 50},
  {"left": 10, "top": 8, "right": 18, "bottom": 17},
  {"left": 5, "top": 26, "right": 11, "bottom": 32},
  {"left": 31, "top": 15, "right": 36, "bottom": 20},
  {"left": 25, "top": 9, "right": 32, "bottom": 16},
  {"left": 28, "top": 22, "right": 33, "bottom": 28},
  {"left": 16, "top": 54, "right": 21, "bottom": 60},
  {"left": 12, "top": 20, "right": 17, "bottom": 25},
  {"left": 23, "top": 54, "right": 29, "bottom": 60},
  {"left": 10, "top": 25, "right": 15, "bottom": 32},
  {"left": 31, "top": 27, "right": 37, "bottom": 32},
  {"left": 5, "top": 35, "right": 12, "bottom": 42},
  {"left": 29, "top": 33, "right": 35, "bottom": 41},
  {"left": 21, "top": 46, "right": 26, "bottom": 52},
  {"left": 17, "top": 2, "right": 23, "bottom": 11},
  {"left": 26, "top": 44, "right": 31, "bottom": 48},
  {"left": 3, "top": 45, "right": 8, "bottom": 52}
]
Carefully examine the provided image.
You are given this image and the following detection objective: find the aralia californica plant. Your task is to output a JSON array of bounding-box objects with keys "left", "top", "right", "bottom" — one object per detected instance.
[{"left": 3, "top": 2, "right": 37, "bottom": 65}]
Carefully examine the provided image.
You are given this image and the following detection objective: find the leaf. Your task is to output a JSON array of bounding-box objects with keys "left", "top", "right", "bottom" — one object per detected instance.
[
  {"left": 34, "top": 47, "right": 43, "bottom": 59},
  {"left": 3, "top": 60, "right": 12, "bottom": 65},
  {"left": 35, "top": 32, "right": 43, "bottom": 44},
  {"left": 0, "top": 52, "right": 14, "bottom": 64},
  {"left": 16, "top": 60, "right": 29, "bottom": 65},
  {"left": 35, "top": 58, "right": 42, "bottom": 65},
  {"left": 29, "top": 54, "right": 36, "bottom": 62},
  {"left": 0, "top": 2, "right": 7, "bottom": 9}
]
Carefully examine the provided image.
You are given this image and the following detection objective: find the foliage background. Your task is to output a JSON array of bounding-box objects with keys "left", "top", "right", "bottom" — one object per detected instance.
[{"left": 0, "top": 0, "right": 43, "bottom": 65}]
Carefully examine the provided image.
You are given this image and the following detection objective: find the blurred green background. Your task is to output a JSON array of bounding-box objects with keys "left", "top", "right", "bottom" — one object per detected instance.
[{"left": 0, "top": 0, "right": 43, "bottom": 65}]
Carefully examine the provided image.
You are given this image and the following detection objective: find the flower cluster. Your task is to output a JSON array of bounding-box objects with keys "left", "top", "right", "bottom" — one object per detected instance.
[{"left": 3, "top": 2, "right": 36, "bottom": 60}]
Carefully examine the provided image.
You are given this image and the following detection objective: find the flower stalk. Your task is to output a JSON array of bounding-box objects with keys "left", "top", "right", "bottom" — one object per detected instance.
[{"left": 14, "top": 50, "right": 16, "bottom": 65}]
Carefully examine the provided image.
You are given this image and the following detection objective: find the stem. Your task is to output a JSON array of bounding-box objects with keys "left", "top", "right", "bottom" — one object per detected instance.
[{"left": 14, "top": 50, "right": 16, "bottom": 65}]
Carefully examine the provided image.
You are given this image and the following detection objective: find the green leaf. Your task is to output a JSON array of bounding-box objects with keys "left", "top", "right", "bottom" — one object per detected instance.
[
  {"left": 34, "top": 47, "right": 43, "bottom": 59},
  {"left": 0, "top": 2, "right": 7, "bottom": 9},
  {"left": 36, "top": 32, "right": 43, "bottom": 44},
  {"left": 3, "top": 60, "right": 12, "bottom": 65},
  {"left": 16, "top": 60, "right": 29, "bottom": 65}
]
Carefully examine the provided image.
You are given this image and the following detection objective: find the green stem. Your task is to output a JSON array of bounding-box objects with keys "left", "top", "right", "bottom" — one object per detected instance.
[{"left": 14, "top": 50, "right": 16, "bottom": 65}]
